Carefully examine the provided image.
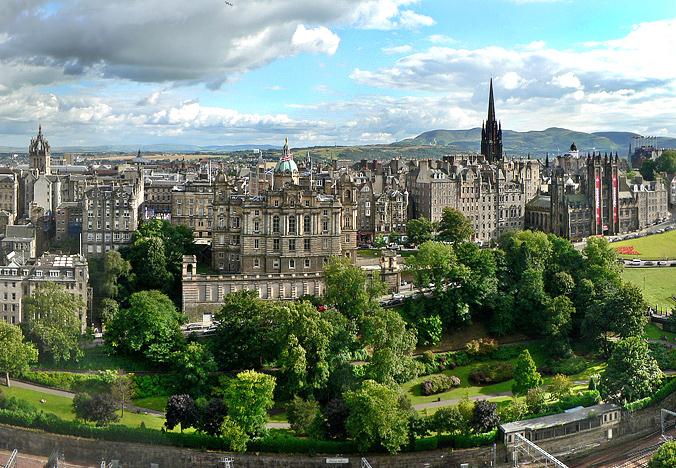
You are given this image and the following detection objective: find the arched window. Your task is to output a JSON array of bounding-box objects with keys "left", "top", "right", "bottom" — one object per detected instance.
[
  {"left": 218, "top": 217, "right": 225, "bottom": 228},
  {"left": 288, "top": 215, "right": 296, "bottom": 234},
  {"left": 272, "top": 215, "right": 280, "bottom": 233},
  {"left": 303, "top": 215, "right": 311, "bottom": 233}
]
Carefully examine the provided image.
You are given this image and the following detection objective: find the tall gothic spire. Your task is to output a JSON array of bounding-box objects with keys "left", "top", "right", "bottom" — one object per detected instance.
[{"left": 487, "top": 78, "right": 496, "bottom": 123}]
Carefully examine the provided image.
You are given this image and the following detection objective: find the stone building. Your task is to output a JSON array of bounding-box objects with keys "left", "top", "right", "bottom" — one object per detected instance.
[
  {"left": 81, "top": 172, "right": 144, "bottom": 256},
  {"left": 55, "top": 201, "right": 83, "bottom": 246},
  {"left": 171, "top": 180, "right": 213, "bottom": 240},
  {"left": 0, "top": 253, "right": 89, "bottom": 329},
  {"left": 0, "top": 171, "right": 18, "bottom": 225}
]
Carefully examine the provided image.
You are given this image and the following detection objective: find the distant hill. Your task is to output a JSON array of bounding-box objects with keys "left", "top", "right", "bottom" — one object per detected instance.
[{"left": 0, "top": 144, "right": 279, "bottom": 154}]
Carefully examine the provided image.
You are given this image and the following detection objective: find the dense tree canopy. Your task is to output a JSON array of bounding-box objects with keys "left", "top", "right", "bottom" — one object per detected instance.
[
  {"left": 437, "top": 207, "right": 474, "bottom": 244},
  {"left": 223, "top": 370, "right": 276, "bottom": 437},
  {"left": 600, "top": 337, "right": 662, "bottom": 404},
  {"left": 0, "top": 321, "right": 38, "bottom": 387},
  {"left": 105, "top": 290, "right": 186, "bottom": 364},
  {"left": 23, "top": 282, "right": 85, "bottom": 364},
  {"left": 323, "top": 256, "right": 385, "bottom": 320},
  {"left": 406, "top": 217, "right": 436, "bottom": 246}
]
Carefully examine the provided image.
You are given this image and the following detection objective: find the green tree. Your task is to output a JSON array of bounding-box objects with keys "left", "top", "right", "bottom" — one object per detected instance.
[
  {"left": 550, "top": 271, "right": 575, "bottom": 297},
  {"left": 173, "top": 341, "right": 216, "bottom": 394},
  {"left": 278, "top": 334, "right": 308, "bottom": 398},
  {"left": 582, "top": 237, "right": 621, "bottom": 285},
  {"left": 548, "top": 374, "right": 573, "bottom": 401},
  {"left": 223, "top": 370, "right": 276, "bottom": 436},
  {"left": 361, "top": 308, "right": 418, "bottom": 385},
  {"left": 0, "top": 321, "right": 38, "bottom": 387},
  {"left": 654, "top": 150, "right": 676, "bottom": 174},
  {"left": 544, "top": 295, "right": 575, "bottom": 355},
  {"left": 105, "top": 290, "right": 186, "bottom": 364},
  {"left": 503, "top": 397, "right": 529, "bottom": 421},
  {"left": 344, "top": 380, "right": 412, "bottom": 453},
  {"left": 512, "top": 349, "right": 542, "bottom": 396},
  {"left": 23, "top": 282, "right": 85, "bottom": 364},
  {"left": 406, "top": 241, "right": 464, "bottom": 290},
  {"left": 600, "top": 337, "right": 662, "bottom": 404},
  {"left": 211, "top": 290, "right": 279, "bottom": 370},
  {"left": 126, "top": 236, "right": 172, "bottom": 291},
  {"left": 109, "top": 373, "right": 134, "bottom": 417},
  {"left": 437, "top": 207, "right": 474, "bottom": 243},
  {"left": 286, "top": 396, "right": 320, "bottom": 436},
  {"left": 101, "top": 250, "right": 132, "bottom": 299},
  {"left": 324, "top": 257, "right": 385, "bottom": 320},
  {"left": 525, "top": 386, "right": 547, "bottom": 414},
  {"left": 515, "top": 268, "right": 549, "bottom": 335},
  {"left": 73, "top": 392, "right": 120, "bottom": 427},
  {"left": 649, "top": 440, "right": 676, "bottom": 468},
  {"left": 406, "top": 217, "right": 436, "bottom": 245},
  {"left": 640, "top": 159, "right": 655, "bottom": 180},
  {"left": 99, "top": 298, "right": 119, "bottom": 327},
  {"left": 430, "top": 406, "right": 464, "bottom": 434}
]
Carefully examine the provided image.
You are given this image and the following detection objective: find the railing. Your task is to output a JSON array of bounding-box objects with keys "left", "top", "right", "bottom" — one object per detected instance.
[
  {"left": 513, "top": 433, "right": 568, "bottom": 468},
  {"left": 360, "top": 458, "right": 373, "bottom": 468},
  {"left": 2, "top": 449, "right": 17, "bottom": 468}
]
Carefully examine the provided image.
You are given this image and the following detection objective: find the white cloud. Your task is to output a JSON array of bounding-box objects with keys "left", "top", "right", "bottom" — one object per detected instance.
[
  {"left": 382, "top": 44, "right": 413, "bottom": 55},
  {"left": 398, "top": 10, "right": 435, "bottom": 29},
  {"left": 352, "top": 0, "right": 434, "bottom": 30},
  {"left": 292, "top": 24, "right": 340, "bottom": 55},
  {"left": 428, "top": 34, "right": 456, "bottom": 44},
  {"left": 550, "top": 72, "right": 582, "bottom": 89},
  {"left": 501, "top": 72, "right": 532, "bottom": 90}
]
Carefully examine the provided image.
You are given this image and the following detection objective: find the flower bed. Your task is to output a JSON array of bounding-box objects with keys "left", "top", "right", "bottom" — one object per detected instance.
[{"left": 615, "top": 246, "right": 640, "bottom": 255}]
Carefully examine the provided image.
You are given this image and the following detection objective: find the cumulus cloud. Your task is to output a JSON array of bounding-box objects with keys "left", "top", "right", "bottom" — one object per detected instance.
[
  {"left": 292, "top": 25, "right": 340, "bottom": 55},
  {"left": 352, "top": 0, "right": 434, "bottom": 30}
]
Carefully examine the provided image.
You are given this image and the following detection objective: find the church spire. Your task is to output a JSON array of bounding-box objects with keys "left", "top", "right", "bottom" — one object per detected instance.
[{"left": 487, "top": 78, "right": 496, "bottom": 123}]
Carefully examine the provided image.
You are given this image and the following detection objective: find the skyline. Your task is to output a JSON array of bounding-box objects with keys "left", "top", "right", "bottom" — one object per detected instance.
[{"left": 1, "top": 0, "right": 676, "bottom": 148}]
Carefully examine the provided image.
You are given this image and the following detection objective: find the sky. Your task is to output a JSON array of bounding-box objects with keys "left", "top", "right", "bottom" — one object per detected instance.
[{"left": 1, "top": 0, "right": 675, "bottom": 148}]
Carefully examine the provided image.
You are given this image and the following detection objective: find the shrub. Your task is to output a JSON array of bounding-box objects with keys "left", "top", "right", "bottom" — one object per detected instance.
[
  {"left": 435, "top": 429, "right": 497, "bottom": 449},
  {"left": 429, "top": 406, "right": 464, "bottom": 434},
  {"left": 468, "top": 362, "right": 513, "bottom": 385},
  {"left": 131, "top": 374, "right": 177, "bottom": 399},
  {"left": 649, "top": 440, "right": 676, "bottom": 468},
  {"left": 649, "top": 342, "right": 676, "bottom": 371},
  {"left": 625, "top": 377, "right": 676, "bottom": 412},
  {"left": 287, "top": 397, "right": 319, "bottom": 436},
  {"left": 72, "top": 392, "right": 120, "bottom": 427},
  {"left": 471, "top": 400, "right": 500, "bottom": 433},
  {"left": 500, "top": 397, "right": 529, "bottom": 423},
  {"left": 525, "top": 387, "right": 547, "bottom": 414},
  {"left": 548, "top": 374, "right": 573, "bottom": 401},
  {"left": 465, "top": 338, "right": 498, "bottom": 356},
  {"left": 420, "top": 374, "right": 461, "bottom": 396},
  {"left": 543, "top": 355, "right": 590, "bottom": 376},
  {"left": 421, "top": 350, "right": 436, "bottom": 364}
]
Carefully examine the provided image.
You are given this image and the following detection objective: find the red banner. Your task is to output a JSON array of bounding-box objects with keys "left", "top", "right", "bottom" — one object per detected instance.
[
  {"left": 612, "top": 173, "right": 618, "bottom": 225},
  {"left": 595, "top": 174, "right": 601, "bottom": 226}
]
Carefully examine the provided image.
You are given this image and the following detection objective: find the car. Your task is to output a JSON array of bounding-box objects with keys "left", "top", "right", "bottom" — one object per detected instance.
[
  {"left": 644, "top": 261, "right": 654, "bottom": 266},
  {"left": 185, "top": 323, "right": 204, "bottom": 331},
  {"left": 658, "top": 261, "right": 668, "bottom": 266},
  {"left": 630, "top": 259, "right": 642, "bottom": 265}
]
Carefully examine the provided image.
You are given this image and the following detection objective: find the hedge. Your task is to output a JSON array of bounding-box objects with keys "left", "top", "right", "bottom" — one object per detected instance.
[{"left": 624, "top": 377, "right": 676, "bottom": 412}]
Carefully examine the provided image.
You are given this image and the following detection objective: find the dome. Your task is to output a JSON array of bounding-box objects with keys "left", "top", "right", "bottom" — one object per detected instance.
[
  {"left": 275, "top": 158, "right": 298, "bottom": 174},
  {"left": 570, "top": 142, "right": 577, "bottom": 151}
]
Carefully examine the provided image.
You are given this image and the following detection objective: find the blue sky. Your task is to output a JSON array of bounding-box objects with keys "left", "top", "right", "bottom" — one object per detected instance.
[{"left": 0, "top": 0, "right": 675, "bottom": 148}]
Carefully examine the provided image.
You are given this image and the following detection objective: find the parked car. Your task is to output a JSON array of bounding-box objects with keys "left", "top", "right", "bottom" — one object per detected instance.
[
  {"left": 644, "top": 261, "right": 654, "bottom": 266},
  {"left": 658, "top": 261, "right": 668, "bottom": 266},
  {"left": 630, "top": 259, "right": 642, "bottom": 265},
  {"left": 185, "top": 323, "right": 204, "bottom": 331}
]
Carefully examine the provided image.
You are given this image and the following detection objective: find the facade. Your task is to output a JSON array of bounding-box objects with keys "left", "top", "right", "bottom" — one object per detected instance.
[
  {"left": 55, "top": 201, "right": 83, "bottom": 245},
  {"left": 0, "top": 224, "right": 36, "bottom": 260},
  {"left": 527, "top": 149, "right": 670, "bottom": 240},
  {"left": 0, "top": 253, "right": 89, "bottom": 330},
  {"left": 81, "top": 173, "right": 144, "bottom": 256},
  {"left": 0, "top": 171, "right": 18, "bottom": 224},
  {"left": 171, "top": 180, "right": 213, "bottom": 240}
]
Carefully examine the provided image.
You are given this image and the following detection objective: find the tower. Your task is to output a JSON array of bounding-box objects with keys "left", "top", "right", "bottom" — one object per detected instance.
[
  {"left": 480, "top": 79, "right": 503, "bottom": 163},
  {"left": 29, "top": 124, "right": 51, "bottom": 175}
]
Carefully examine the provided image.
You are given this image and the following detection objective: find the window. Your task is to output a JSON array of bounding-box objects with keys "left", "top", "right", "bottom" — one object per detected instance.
[
  {"left": 323, "top": 209, "right": 328, "bottom": 216},
  {"left": 273, "top": 239, "right": 280, "bottom": 251},
  {"left": 304, "top": 215, "right": 311, "bottom": 233},
  {"left": 254, "top": 238, "right": 259, "bottom": 249},
  {"left": 289, "top": 259, "right": 295, "bottom": 269},
  {"left": 288, "top": 216, "right": 296, "bottom": 234},
  {"left": 322, "top": 220, "right": 329, "bottom": 232},
  {"left": 304, "top": 259, "right": 310, "bottom": 268},
  {"left": 273, "top": 259, "right": 280, "bottom": 268},
  {"left": 253, "top": 258, "right": 260, "bottom": 268},
  {"left": 254, "top": 221, "right": 260, "bottom": 232},
  {"left": 304, "top": 239, "right": 311, "bottom": 251},
  {"left": 274, "top": 200, "right": 279, "bottom": 207},
  {"left": 289, "top": 239, "right": 296, "bottom": 251},
  {"left": 272, "top": 216, "right": 280, "bottom": 233}
]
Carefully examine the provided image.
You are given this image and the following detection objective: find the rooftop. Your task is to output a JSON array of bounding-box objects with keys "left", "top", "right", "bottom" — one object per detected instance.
[{"left": 500, "top": 403, "right": 618, "bottom": 433}]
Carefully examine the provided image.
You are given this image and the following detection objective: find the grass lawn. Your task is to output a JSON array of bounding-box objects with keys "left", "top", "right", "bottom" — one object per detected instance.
[
  {"left": 621, "top": 267, "right": 676, "bottom": 310},
  {"left": 1, "top": 385, "right": 169, "bottom": 431},
  {"left": 133, "top": 395, "right": 169, "bottom": 413},
  {"left": 415, "top": 322, "right": 529, "bottom": 354},
  {"left": 613, "top": 231, "right": 676, "bottom": 259},
  {"left": 645, "top": 323, "right": 676, "bottom": 342}
]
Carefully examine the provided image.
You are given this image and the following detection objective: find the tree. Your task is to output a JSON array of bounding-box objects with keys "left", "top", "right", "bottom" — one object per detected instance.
[
  {"left": 23, "top": 282, "right": 85, "bottom": 364},
  {"left": 73, "top": 392, "right": 120, "bottom": 427},
  {"left": 105, "top": 290, "right": 186, "bottom": 364},
  {"left": 649, "top": 440, "right": 676, "bottom": 468},
  {"left": 640, "top": 159, "right": 655, "bottom": 180},
  {"left": 287, "top": 396, "right": 320, "bottom": 436},
  {"left": 278, "top": 335, "right": 308, "bottom": 399},
  {"left": 600, "top": 337, "right": 662, "bottom": 404},
  {"left": 165, "top": 394, "right": 198, "bottom": 432},
  {"left": 514, "top": 268, "right": 548, "bottom": 335},
  {"left": 471, "top": 400, "right": 500, "bottom": 433},
  {"left": 99, "top": 298, "right": 119, "bottom": 327},
  {"left": 437, "top": 207, "right": 473, "bottom": 243},
  {"left": 323, "top": 256, "right": 385, "bottom": 320},
  {"left": 101, "top": 250, "right": 132, "bottom": 299},
  {"left": 550, "top": 271, "right": 575, "bottom": 297},
  {"left": 221, "top": 416, "right": 250, "bottom": 452},
  {"left": 88, "top": 251, "right": 132, "bottom": 324},
  {"left": 195, "top": 397, "right": 228, "bottom": 436},
  {"left": 544, "top": 296, "right": 574, "bottom": 355},
  {"left": 406, "top": 241, "right": 462, "bottom": 289},
  {"left": 512, "top": 350, "right": 542, "bottom": 396},
  {"left": 406, "top": 217, "right": 435, "bottom": 246},
  {"left": 503, "top": 397, "right": 529, "bottom": 421},
  {"left": 344, "top": 380, "right": 412, "bottom": 454},
  {"left": 361, "top": 307, "right": 418, "bottom": 385},
  {"left": 211, "top": 290, "right": 280, "bottom": 370},
  {"left": 223, "top": 370, "right": 276, "bottom": 436},
  {"left": 582, "top": 237, "right": 621, "bottom": 284},
  {"left": 126, "top": 236, "right": 172, "bottom": 291},
  {"left": 110, "top": 373, "right": 134, "bottom": 417},
  {"left": 0, "top": 322, "right": 38, "bottom": 387},
  {"left": 430, "top": 406, "right": 464, "bottom": 434},
  {"left": 173, "top": 341, "right": 216, "bottom": 394},
  {"left": 548, "top": 374, "right": 573, "bottom": 401},
  {"left": 525, "top": 387, "right": 547, "bottom": 414}
]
